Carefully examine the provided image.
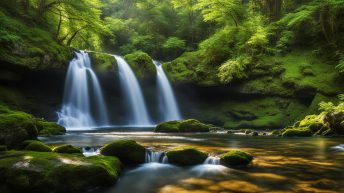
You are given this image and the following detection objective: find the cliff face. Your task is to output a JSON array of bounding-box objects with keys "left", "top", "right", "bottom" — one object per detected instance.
[
  {"left": 0, "top": 50, "right": 342, "bottom": 129},
  {"left": 165, "top": 51, "right": 344, "bottom": 129}
]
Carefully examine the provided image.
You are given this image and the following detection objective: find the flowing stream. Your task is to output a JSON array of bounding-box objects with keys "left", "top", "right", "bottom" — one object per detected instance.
[
  {"left": 113, "top": 55, "right": 152, "bottom": 126},
  {"left": 41, "top": 130, "right": 344, "bottom": 193},
  {"left": 57, "top": 51, "right": 109, "bottom": 130},
  {"left": 153, "top": 60, "right": 182, "bottom": 121}
]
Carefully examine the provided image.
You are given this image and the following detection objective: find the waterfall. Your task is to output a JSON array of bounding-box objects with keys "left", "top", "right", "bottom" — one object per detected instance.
[
  {"left": 145, "top": 150, "right": 168, "bottom": 163},
  {"left": 113, "top": 55, "right": 152, "bottom": 126},
  {"left": 57, "top": 51, "right": 109, "bottom": 129},
  {"left": 204, "top": 156, "right": 221, "bottom": 165},
  {"left": 153, "top": 60, "right": 182, "bottom": 121}
]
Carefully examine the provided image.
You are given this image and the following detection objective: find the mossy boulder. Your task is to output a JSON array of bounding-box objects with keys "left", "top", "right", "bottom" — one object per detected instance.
[
  {"left": 323, "top": 111, "right": 344, "bottom": 135},
  {"left": 282, "top": 128, "right": 313, "bottom": 137},
  {"left": 124, "top": 51, "right": 155, "bottom": 78},
  {"left": 155, "top": 119, "right": 211, "bottom": 133},
  {"left": 280, "top": 114, "right": 334, "bottom": 137},
  {"left": 36, "top": 119, "right": 66, "bottom": 136},
  {"left": 89, "top": 51, "right": 117, "bottom": 72},
  {"left": 100, "top": 140, "right": 145, "bottom": 164},
  {"left": 53, "top": 145, "right": 81, "bottom": 154},
  {"left": 179, "top": 119, "right": 212, "bottom": 132},
  {"left": 24, "top": 140, "right": 52, "bottom": 152},
  {"left": 166, "top": 147, "right": 208, "bottom": 165},
  {"left": 0, "top": 105, "right": 38, "bottom": 148},
  {"left": 220, "top": 150, "right": 253, "bottom": 166},
  {"left": 155, "top": 120, "right": 181, "bottom": 132},
  {"left": 0, "top": 151, "right": 121, "bottom": 193}
]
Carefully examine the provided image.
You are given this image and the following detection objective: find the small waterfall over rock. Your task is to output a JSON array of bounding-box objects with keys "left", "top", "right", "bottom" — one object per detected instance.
[
  {"left": 145, "top": 149, "right": 168, "bottom": 163},
  {"left": 204, "top": 156, "right": 221, "bottom": 165},
  {"left": 57, "top": 51, "right": 109, "bottom": 129},
  {"left": 153, "top": 60, "right": 182, "bottom": 121},
  {"left": 113, "top": 55, "right": 152, "bottom": 126}
]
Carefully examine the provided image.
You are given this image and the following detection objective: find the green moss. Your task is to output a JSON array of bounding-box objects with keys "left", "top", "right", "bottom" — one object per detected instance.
[
  {"left": 280, "top": 50, "right": 344, "bottom": 95},
  {"left": 179, "top": 119, "right": 212, "bottom": 132},
  {"left": 124, "top": 51, "right": 155, "bottom": 78},
  {"left": 36, "top": 119, "right": 66, "bottom": 136},
  {"left": 53, "top": 145, "right": 81, "bottom": 154},
  {"left": 24, "top": 141, "right": 52, "bottom": 152},
  {"left": 166, "top": 147, "right": 208, "bottom": 166},
  {"left": 271, "top": 130, "right": 281, "bottom": 136},
  {"left": 0, "top": 107, "right": 38, "bottom": 148},
  {"left": 100, "top": 140, "right": 145, "bottom": 164},
  {"left": 282, "top": 127, "right": 313, "bottom": 137},
  {"left": 0, "top": 151, "right": 121, "bottom": 193},
  {"left": 155, "top": 119, "right": 211, "bottom": 133},
  {"left": 89, "top": 52, "right": 117, "bottom": 72},
  {"left": 0, "top": 86, "right": 26, "bottom": 107},
  {"left": 155, "top": 120, "right": 181, "bottom": 133},
  {"left": 0, "top": 9, "right": 70, "bottom": 70},
  {"left": 220, "top": 150, "right": 253, "bottom": 166}
]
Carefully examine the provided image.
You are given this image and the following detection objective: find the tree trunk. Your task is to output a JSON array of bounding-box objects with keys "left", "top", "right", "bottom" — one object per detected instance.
[{"left": 56, "top": 10, "right": 63, "bottom": 40}]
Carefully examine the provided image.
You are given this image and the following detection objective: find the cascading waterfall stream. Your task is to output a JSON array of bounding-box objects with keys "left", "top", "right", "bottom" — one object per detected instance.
[
  {"left": 153, "top": 60, "right": 182, "bottom": 121},
  {"left": 204, "top": 156, "right": 221, "bottom": 165},
  {"left": 57, "top": 51, "right": 109, "bottom": 129},
  {"left": 145, "top": 150, "right": 168, "bottom": 163},
  {"left": 113, "top": 55, "right": 152, "bottom": 126}
]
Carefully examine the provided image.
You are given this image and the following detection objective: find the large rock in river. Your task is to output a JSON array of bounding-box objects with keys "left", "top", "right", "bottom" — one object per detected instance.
[
  {"left": 0, "top": 151, "right": 121, "bottom": 193},
  {"left": 100, "top": 140, "right": 146, "bottom": 164},
  {"left": 155, "top": 119, "right": 212, "bottom": 133},
  {"left": 166, "top": 147, "right": 208, "bottom": 165}
]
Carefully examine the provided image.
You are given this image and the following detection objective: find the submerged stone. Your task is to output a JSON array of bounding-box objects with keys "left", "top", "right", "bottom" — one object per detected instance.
[
  {"left": 100, "top": 140, "right": 146, "bottom": 164},
  {"left": 166, "top": 147, "right": 208, "bottom": 165}
]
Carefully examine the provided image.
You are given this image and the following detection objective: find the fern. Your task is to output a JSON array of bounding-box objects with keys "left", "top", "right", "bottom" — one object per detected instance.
[
  {"left": 335, "top": 56, "right": 344, "bottom": 73},
  {"left": 319, "top": 101, "right": 335, "bottom": 112},
  {"left": 218, "top": 55, "right": 251, "bottom": 84}
]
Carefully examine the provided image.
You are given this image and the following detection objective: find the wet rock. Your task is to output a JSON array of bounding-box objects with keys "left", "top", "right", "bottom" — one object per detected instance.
[
  {"left": 166, "top": 147, "right": 208, "bottom": 166},
  {"left": 155, "top": 119, "right": 212, "bottom": 133},
  {"left": 53, "top": 145, "right": 82, "bottom": 154},
  {"left": 220, "top": 150, "right": 253, "bottom": 166},
  {"left": 0, "top": 151, "right": 121, "bottom": 193},
  {"left": 100, "top": 140, "right": 145, "bottom": 164}
]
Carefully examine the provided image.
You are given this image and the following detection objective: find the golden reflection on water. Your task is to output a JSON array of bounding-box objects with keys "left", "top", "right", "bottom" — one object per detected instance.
[{"left": 140, "top": 137, "right": 343, "bottom": 193}]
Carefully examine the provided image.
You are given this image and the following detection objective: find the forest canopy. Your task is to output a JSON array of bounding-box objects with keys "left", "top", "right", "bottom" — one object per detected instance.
[{"left": 1, "top": 0, "right": 344, "bottom": 83}]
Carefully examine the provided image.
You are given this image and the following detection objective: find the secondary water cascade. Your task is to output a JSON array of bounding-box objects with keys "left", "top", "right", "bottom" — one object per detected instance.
[
  {"left": 145, "top": 150, "right": 168, "bottom": 163},
  {"left": 57, "top": 51, "right": 109, "bottom": 129},
  {"left": 113, "top": 55, "right": 152, "bottom": 126},
  {"left": 204, "top": 156, "right": 221, "bottom": 165},
  {"left": 153, "top": 60, "right": 182, "bottom": 121}
]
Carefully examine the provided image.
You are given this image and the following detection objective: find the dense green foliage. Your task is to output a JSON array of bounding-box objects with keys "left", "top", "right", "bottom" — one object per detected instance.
[
  {"left": 1, "top": 1, "right": 344, "bottom": 130},
  {"left": 2, "top": 0, "right": 344, "bottom": 80}
]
